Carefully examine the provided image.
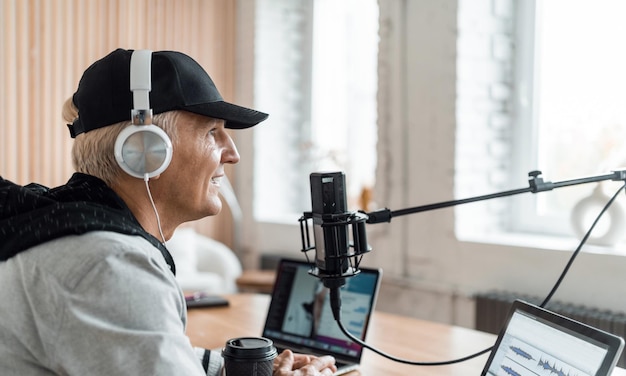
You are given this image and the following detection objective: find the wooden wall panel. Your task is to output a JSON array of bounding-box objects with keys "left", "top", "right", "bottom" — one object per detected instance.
[{"left": 1, "top": 0, "right": 238, "bottom": 245}]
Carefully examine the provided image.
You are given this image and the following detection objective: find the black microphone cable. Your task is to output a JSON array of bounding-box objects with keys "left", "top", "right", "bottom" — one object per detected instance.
[
  {"left": 539, "top": 182, "right": 626, "bottom": 308},
  {"left": 329, "top": 182, "right": 626, "bottom": 366}
]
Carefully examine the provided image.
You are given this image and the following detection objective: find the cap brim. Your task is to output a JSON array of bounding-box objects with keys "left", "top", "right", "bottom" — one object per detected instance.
[{"left": 182, "top": 101, "right": 269, "bottom": 129}]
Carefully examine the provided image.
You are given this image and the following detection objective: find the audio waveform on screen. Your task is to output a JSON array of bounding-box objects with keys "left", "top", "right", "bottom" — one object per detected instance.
[
  {"left": 538, "top": 358, "right": 579, "bottom": 376},
  {"left": 510, "top": 346, "right": 533, "bottom": 360},
  {"left": 501, "top": 365, "right": 521, "bottom": 376},
  {"left": 495, "top": 343, "right": 585, "bottom": 376}
]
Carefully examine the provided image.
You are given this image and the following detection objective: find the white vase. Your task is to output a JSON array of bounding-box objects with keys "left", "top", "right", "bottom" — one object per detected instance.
[{"left": 570, "top": 184, "right": 625, "bottom": 246}]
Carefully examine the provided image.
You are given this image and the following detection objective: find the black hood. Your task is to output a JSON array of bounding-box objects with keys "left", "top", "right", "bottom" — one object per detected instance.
[{"left": 0, "top": 173, "right": 175, "bottom": 274}]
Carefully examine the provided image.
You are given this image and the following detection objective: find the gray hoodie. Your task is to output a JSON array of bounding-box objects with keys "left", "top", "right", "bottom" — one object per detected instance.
[{"left": 0, "top": 174, "right": 223, "bottom": 375}]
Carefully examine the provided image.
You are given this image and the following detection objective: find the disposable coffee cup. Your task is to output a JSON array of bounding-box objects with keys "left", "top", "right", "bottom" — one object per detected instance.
[{"left": 222, "top": 337, "right": 278, "bottom": 376}]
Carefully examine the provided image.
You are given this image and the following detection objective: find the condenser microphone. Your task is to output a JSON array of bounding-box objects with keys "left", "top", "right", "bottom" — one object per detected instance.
[
  {"left": 310, "top": 172, "right": 350, "bottom": 284},
  {"left": 300, "top": 172, "right": 370, "bottom": 289}
]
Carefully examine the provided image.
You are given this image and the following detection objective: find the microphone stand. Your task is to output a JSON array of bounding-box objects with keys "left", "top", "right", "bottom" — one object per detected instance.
[
  {"left": 322, "top": 168, "right": 626, "bottom": 366},
  {"left": 365, "top": 169, "right": 626, "bottom": 223}
]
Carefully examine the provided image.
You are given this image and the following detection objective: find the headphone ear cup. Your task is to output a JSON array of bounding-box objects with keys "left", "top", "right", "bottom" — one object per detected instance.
[{"left": 114, "top": 125, "right": 173, "bottom": 179}]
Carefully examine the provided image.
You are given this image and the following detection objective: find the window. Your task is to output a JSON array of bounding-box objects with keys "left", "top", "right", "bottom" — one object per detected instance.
[
  {"left": 456, "top": 0, "right": 626, "bottom": 242},
  {"left": 253, "top": 0, "right": 379, "bottom": 227},
  {"left": 511, "top": 0, "right": 626, "bottom": 238}
]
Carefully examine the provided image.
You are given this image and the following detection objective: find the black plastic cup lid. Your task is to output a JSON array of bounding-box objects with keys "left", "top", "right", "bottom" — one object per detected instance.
[{"left": 222, "top": 337, "right": 278, "bottom": 362}]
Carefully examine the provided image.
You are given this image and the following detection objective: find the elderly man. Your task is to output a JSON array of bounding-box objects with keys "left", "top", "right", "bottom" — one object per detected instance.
[{"left": 0, "top": 48, "right": 336, "bottom": 376}]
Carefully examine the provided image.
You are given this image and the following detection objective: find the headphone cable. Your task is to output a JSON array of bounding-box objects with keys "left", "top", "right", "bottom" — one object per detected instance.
[{"left": 144, "top": 175, "right": 167, "bottom": 244}]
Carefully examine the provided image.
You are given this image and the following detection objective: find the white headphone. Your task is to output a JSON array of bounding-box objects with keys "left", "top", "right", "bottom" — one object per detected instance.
[{"left": 114, "top": 50, "right": 173, "bottom": 180}]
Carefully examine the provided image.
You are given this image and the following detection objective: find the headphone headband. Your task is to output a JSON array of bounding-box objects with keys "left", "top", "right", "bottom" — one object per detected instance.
[
  {"left": 114, "top": 49, "right": 173, "bottom": 180},
  {"left": 130, "top": 50, "right": 153, "bottom": 125}
]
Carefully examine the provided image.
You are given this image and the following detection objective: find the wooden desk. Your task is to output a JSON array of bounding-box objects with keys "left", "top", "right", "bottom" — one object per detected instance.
[{"left": 186, "top": 294, "right": 626, "bottom": 375}]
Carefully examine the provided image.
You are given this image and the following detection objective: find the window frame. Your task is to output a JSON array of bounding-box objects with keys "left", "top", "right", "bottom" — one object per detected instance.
[{"left": 509, "top": 0, "right": 626, "bottom": 239}]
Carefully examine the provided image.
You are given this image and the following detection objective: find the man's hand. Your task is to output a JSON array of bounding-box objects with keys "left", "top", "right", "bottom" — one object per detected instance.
[{"left": 273, "top": 349, "right": 337, "bottom": 376}]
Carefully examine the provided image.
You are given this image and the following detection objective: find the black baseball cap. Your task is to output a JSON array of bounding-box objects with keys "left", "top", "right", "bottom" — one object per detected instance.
[{"left": 67, "top": 48, "right": 268, "bottom": 138}]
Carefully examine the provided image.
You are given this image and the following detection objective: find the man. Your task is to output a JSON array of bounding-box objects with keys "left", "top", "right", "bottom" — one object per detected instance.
[{"left": 0, "top": 49, "right": 336, "bottom": 375}]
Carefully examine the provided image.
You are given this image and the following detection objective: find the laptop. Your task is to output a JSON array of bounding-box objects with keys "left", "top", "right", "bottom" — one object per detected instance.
[
  {"left": 262, "top": 258, "right": 382, "bottom": 375},
  {"left": 481, "top": 299, "right": 625, "bottom": 376}
]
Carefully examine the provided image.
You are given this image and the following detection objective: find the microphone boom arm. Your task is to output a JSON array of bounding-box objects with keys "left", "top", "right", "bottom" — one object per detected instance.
[
  {"left": 365, "top": 170, "right": 626, "bottom": 224},
  {"left": 299, "top": 168, "right": 626, "bottom": 368}
]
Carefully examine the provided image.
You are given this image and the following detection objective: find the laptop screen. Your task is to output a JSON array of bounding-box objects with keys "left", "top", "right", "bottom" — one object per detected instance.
[
  {"left": 481, "top": 300, "right": 624, "bottom": 376},
  {"left": 262, "top": 258, "right": 382, "bottom": 362}
]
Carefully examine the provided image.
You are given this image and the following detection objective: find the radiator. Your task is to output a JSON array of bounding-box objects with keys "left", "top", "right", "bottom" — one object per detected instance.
[{"left": 474, "top": 291, "right": 626, "bottom": 368}]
